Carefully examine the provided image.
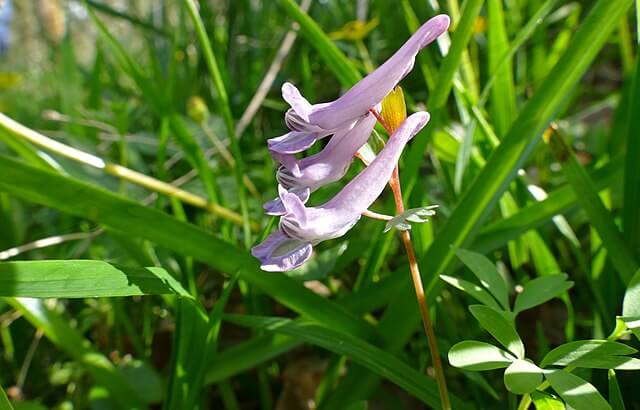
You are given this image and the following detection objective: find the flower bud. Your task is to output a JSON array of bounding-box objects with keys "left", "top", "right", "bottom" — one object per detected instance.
[
  {"left": 381, "top": 86, "right": 407, "bottom": 133},
  {"left": 187, "top": 96, "right": 210, "bottom": 124}
]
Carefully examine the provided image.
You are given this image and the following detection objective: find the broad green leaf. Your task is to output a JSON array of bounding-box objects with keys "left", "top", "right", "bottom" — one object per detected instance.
[
  {"left": 448, "top": 340, "right": 514, "bottom": 370},
  {"left": 545, "top": 370, "right": 611, "bottom": 410},
  {"left": 469, "top": 305, "right": 524, "bottom": 359},
  {"left": 0, "top": 154, "right": 378, "bottom": 343},
  {"left": 607, "top": 369, "right": 626, "bottom": 410},
  {"left": 440, "top": 275, "right": 502, "bottom": 310},
  {"left": 531, "top": 391, "right": 566, "bottom": 410},
  {"left": 622, "top": 269, "right": 640, "bottom": 317},
  {"left": 541, "top": 340, "right": 637, "bottom": 368},
  {"left": 620, "top": 316, "right": 640, "bottom": 341},
  {"left": 455, "top": 249, "right": 510, "bottom": 310},
  {"left": 514, "top": 274, "right": 574, "bottom": 314},
  {"left": 0, "top": 260, "right": 190, "bottom": 298},
  {"left": 503, "top": 360, "right": 543, "bottom": 394},
  {"left": 6, "top": 298, "right": 147, "bottom": 409},
  {"left": 224, "top": 314, "right": 469, "bottom": 410}
]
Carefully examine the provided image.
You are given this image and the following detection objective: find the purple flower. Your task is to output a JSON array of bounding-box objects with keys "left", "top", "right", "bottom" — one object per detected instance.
[
  {"left": 266, "top": 14, "right": 449, "bottom": 158},
  {"left": 263, "top": 112, "right": 377, "bottom": 215},
  {"left": 252, "top": 112, "right": 430, "bottom": 271}
]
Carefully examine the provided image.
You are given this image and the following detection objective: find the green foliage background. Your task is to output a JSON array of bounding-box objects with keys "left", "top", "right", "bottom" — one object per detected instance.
[{"left": 0, "top": 0, "right": 638, "bottom": 408}]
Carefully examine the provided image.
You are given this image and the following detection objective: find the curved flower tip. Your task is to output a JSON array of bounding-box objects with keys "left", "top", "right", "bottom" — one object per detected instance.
[
  {"left": 251, "top": 230, "right": 313, "bottom": 272},
  {"left": 308, "top": 14, "right": 449, "bottom": 130},
  {"left": 415, "top": 14, "right": 450, "bottom": 48},
  {"left": 282, "top": 82, "right": 312, "bottom": 122},
  {"left": 263, "top": 186, "right": 310, "bottom": 215}
]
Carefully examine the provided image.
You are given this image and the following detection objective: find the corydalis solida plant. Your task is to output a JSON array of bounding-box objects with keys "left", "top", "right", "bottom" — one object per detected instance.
[{"left": 253, "top": 14, "right": 450, "bottom": 271}]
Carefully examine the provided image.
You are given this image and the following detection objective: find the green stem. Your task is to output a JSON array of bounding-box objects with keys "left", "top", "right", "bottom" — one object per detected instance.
[
  {"left": 0, "top": 113, "right": 254, "bottom": 229},
  {"left": 184, "top": 0, "right": 252, "bottom": 248}
]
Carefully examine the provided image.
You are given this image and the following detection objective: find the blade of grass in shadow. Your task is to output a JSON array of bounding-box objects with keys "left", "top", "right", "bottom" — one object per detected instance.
[
  {"left": 6, "top": 298, "right": 147, "bottom": 408},
  {"left": 623, "top": 56, "right": 640, "bottom": 259},
  {"left": 183, "top": 0, "right": 251, "bottom": 247},
  {"left": 546, "top": 128, "right": 638, "bottom": 284},
  {"left": 206, "top": 334, "right": 301, "bottom": 385},
  {"left": 0, "top": 260, "right": 191, "bottom": 298},
  {"left": 224, "top": 314, "right": 469, "bottom": 410},
  {"left": 0, "top": 154, "right": 378, "bottom": 343},
  {"left": 278, "top": 0, "right": 362, "bottom": 86}
]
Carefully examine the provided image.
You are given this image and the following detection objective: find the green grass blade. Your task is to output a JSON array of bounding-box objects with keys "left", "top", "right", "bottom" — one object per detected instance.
[
  {"left": 475, "top": 159, "right": 622, "bottom": 252},
  {"left": 0, "top": 384, "right": 13, "bottom": 410},
  {"left": 547, "top": 130, "right": 638, "bottom": 284},
  {"left": 428, "top": 0, "right": 484, "bottom": 109},
  {"left": 278, "top": 0, "right": 362, "bottom": 86},
  {"left": 478, "top": 0, "right": 558, "bottom": 106},
  {"left": 0, "top": 154, "right": 378, "bottom": 342},
  {"left": 6, "top": 298, "right": 147, "bottom": 408},
  {"left": 205, "top": 334, "right": 302, "bottom": 385},
  {"left": 85, "top": 0, "right": 169, "bottom": 37},
  {"left": 167, "top": 275, "right": 238, "bottom": 409},
  {"left": 224, "top": 314, "right": 469, "bottom": 410},
  {"left": 165, "top": 299, "right": 209, "bottom": 410},
  {"left": 183, "top": 0, "right": 252, "bottom": 247},
  {"left": 487, "top": 0, "right": 517, "bottom": 135},
  {"left": 420, "top": 0, "right": 633, "bottom": 292},
  {"left": 623, "top": 56, "right": 640, "bottom": 258},
  {"left": 0, "top": 260, "right": 190, "bottom": 298}
]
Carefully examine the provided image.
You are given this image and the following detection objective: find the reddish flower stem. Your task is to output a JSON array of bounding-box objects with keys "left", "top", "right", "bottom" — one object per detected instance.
[{"left": 369, "top": 108, "right": 451, "bottom": 410}]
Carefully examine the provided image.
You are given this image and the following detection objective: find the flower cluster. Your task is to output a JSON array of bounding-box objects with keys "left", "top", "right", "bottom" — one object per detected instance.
[{"left": 252, "top": 15, "right": 450, "bottom": 271}]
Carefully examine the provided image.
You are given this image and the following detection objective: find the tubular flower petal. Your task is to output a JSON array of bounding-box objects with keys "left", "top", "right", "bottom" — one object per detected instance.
[
  {"left": 266, "top": 14, "right": 449, "bottom": 157},
  {"left": 252, "top": 112, "right": 430, "bottom": 271},
  {"left": 308, "top": 14, "right": 448, "bottom": 129},
  {"left": 263, "top": 113, "right": 377, "bottom": 215}
]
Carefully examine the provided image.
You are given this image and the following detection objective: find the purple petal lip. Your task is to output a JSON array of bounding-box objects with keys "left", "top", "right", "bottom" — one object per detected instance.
[
  {"left": 264, "top": 114, "right": 377, "bottom": 215},
  {"left": 252, "top": 112, "right": 430, "bottom": 271}
]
